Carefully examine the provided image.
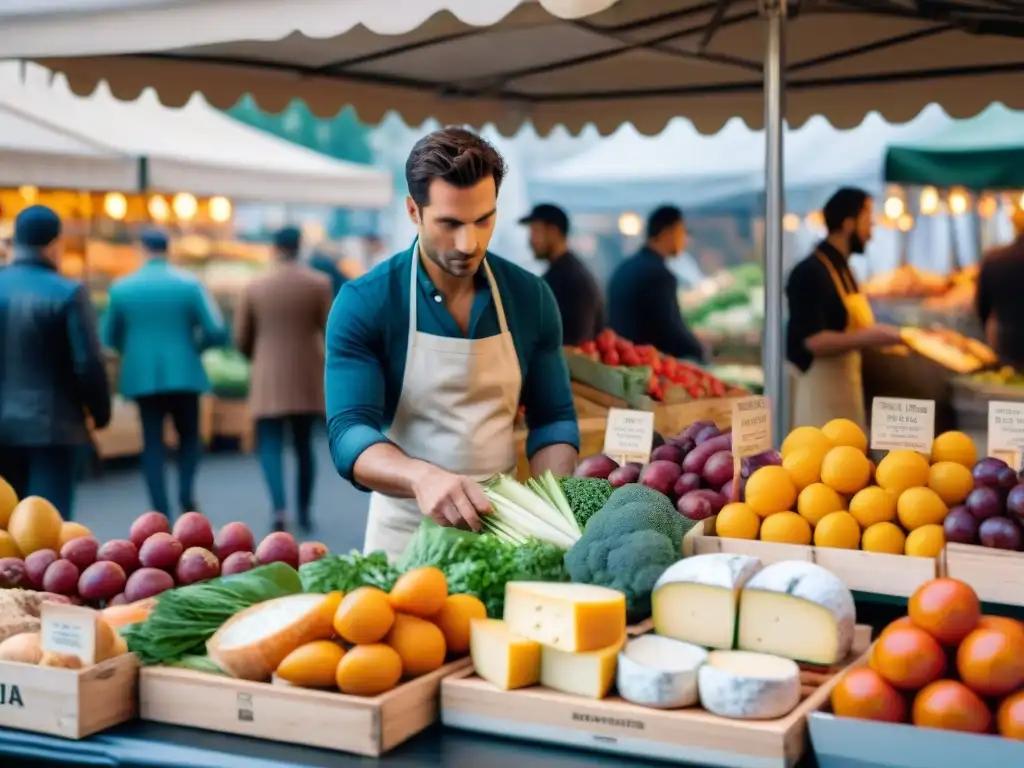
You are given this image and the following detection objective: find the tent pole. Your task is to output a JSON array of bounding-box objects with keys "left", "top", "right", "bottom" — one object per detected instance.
[{"left": 761, "top": 0, "right": 787, "bottom": 446}]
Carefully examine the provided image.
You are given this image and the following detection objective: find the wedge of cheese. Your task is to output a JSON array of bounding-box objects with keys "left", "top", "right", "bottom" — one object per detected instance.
[
  {"left": 540, "top": 634, "right": 624, "bottom": 699},
  {"left": 698, "top": 651, "right": 801, "bottom": 720},
  {"left": 617, "top": 634, "right": 707, "bottom": 709},
  {"left": 652, "top": 553, "right": 763, "bottom": 649},
  {"left": 504, "top": 582, "right": 625, "bottom": 653},
  {"left": 470, "top": 619, "right": 540, "bottom": 691},
  {"left": 737, "top": 561, "right": 855, "bottom": 665}
]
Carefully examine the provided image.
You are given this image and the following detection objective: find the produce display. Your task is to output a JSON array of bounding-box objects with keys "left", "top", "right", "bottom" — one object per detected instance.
[
  {"left": 830, "top": 578, "right": 1024, "bottom": 741},
  {"left": 900, "top": 327, "right": 997, "bottom": 374},
  {"left": 680, "top": 263, "right": 764, "bottom": 337},
  {"left": 862, "top": 264, "right": 948, "bottom": 300},
  {"left": 202, "top": 347, "right": 251, "bottom": 398},
  {"left": 970, "top": 366, "right": 1024, "bottom": 388},
  {"left": 943, "top": 455, "right": 1024, "bottom": 551},
  {"left": 921, "top": 267, "right": 978, "bottom": 313}
]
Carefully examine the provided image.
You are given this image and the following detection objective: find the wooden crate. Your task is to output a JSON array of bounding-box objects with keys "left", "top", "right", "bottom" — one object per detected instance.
[
  {"left": 571, "top": 382, "right": 610, "bottom": 419},
  {"left": 92, "top": 395, "right": 215, "bottom": 460},
  {"left": 569, "top": 383, "right": 740, "bottom": 435},
  {"left": 139, "top": 658, "right": 471, "bottom": 756},
  {"left": 686, "top": 517, "right": 939, "bottom": 598},
  {"left": 942, "top": 543, "right": 1024, "bottom": 606},
  {"left": 0, "top": 653, "right": 138, "bottom": 739},
  {"left": 210, "top": 397, "right": 254, "bottom": 453},
  {"left": 514, "top": 416, "right": 607, "bottom": 482},
  {"left": 442, "top": 627, "right": 872, "bottom": 768}
]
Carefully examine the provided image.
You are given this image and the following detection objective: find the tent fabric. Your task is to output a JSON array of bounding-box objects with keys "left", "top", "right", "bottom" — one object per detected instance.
[
  {"left": 0, "top": 63, "right": 393, "bottom": 207},
  {"left": 0, "top": 0, "right": 1019, "bottom": 137},
  {"left": 884, "top": 104, "right": 1024, "bottom": 190}
]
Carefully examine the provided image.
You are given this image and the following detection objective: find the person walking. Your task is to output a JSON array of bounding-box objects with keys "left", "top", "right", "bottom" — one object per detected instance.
[
  {"left": 235, "top": 227, "right": 334, "bottom": 533},
  {"left": 0, "top": 205, "right": 110, "bottom": 517},
  {"left": 102, "top": 228, "right": 227, "bottom": 518}
]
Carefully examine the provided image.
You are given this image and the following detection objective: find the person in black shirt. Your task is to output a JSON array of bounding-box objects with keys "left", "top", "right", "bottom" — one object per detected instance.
[
  {"left": 607, "top": 205, "right": 705, "bottom": 361},
  {"left": 786, "top": 187, "right": 902, "bottom": 428},
  {"left": 520, "top": 203, "right": 604, "bottom": 346},
  {"left": 977, "top": 205, "right": 1024, "bottom": 367}
]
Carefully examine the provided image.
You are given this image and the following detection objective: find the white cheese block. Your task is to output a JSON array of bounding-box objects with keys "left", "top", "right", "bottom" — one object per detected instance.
[
  {"left": 737, "top": 560, "right": 855, "bottom": 665},
  {"left": 652, "top": 553, "right": 763, "bottom": 649},
  {"left": 698, "top": 651, "right": 801, "bottom": 720},
  {"left": 616, "top": 634, "right": 708, "bottom": 709},
  {"left": 540, "top": 635, "right": 624, "bottom": 699}
]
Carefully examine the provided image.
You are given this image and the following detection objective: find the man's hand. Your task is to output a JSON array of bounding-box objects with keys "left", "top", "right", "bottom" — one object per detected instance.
[
  {"left": 861, "top": 324, "right": 904, "bottom": 347},
  {"left": 412, "top": 466, "right": 490, "bottom": 532}
]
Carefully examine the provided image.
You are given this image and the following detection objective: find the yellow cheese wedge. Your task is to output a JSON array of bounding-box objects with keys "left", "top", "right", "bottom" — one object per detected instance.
[
  {"left": 540, "top": 634, "right": 625, "bottom": 699},
  {"left": 504, "top": 581, "right": 626, "bottom": 653},
  {"left": 470, "top": 618, "right": 540, "bottom": 691}
]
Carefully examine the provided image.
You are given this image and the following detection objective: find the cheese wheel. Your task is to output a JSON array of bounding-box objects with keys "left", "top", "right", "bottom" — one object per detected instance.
[
  {"left": 737, "top": 561, "right": 855, "bottom": 665},
  {"left": 652, "top": 553, "right": 763, "bottom": 649},
  {"left": 617, "top": 634, "right": 707, "bottom": 709},
  {"left": 698, "top": 651, "right": 801, "bottom": 720}
]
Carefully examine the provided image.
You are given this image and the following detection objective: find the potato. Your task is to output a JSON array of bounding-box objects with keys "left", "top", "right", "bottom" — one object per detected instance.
[
  {"left": 78, "top": 561, "right": 127, "bottom": 602},
  {"left": 0, "top": 557, "right": 27, "bottom": 588},
  {"left": 107, "top": 593, "right": 127, "bottom": 606},
  {"left": 40, "top": 651, "right": 82, "bottom": 669},
  {"left": 214, "top": 522, "right": 254, "bottom": 560},
  {"left": 255, "top": 532, "right": 299, "bottom": 569},
  {"left": 124, "top": 567, "right": 174, "bottom": 603},
  {"left": 24, "top": 549, "right": 58, "bottom": 589},
  {"left": 42, "top": 559, "right": 79, "bottom": 595},
  {"left": 138, "top": 533, "right": 183, "bottom": 570},
  {"left": 299, "top": 541, "right": 328, "bottom": 566},
  {"left": 175, "top": 547, "right": 220, "bottom": 585},
  {"left": 0, "top": 632, "right": 42, "bottom": 664},
  {"left": 96, "top": 539, "right": 140, "bottom": 575},
  {"left": 172, "top": 512, "right": 214, "bottom": 551},
  {"left": 60, "top": 536, "right": 99, "bottom": 570},
  {"left": 220, "top": 551, "right": 257, "bottom": 576},
  {"left": 129, "top": 512, "right": 171, "bottom": 549}
]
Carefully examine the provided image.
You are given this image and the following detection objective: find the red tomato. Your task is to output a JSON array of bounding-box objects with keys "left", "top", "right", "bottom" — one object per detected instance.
[
  {"left": 579, "top": 340, "right": 597, "bottom": 355},
  {"left": 710, "top": 379, "right": 726, "bottom": 397},
  {"left": 603, "top": 350, "right": 620, "bottom": 366},
  {"left": 621, "top": 349, "right": 642, "bottom": 367},
  {"left": 687, "top": 385, "right": 703, "bottom": 398}
]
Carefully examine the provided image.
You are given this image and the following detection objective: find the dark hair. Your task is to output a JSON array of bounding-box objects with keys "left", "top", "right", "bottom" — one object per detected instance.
[
  {"left": 406, "top": 127, "right": 507, "bottom": 208},
  {"left": 646, "top": 205, "right": 684, "bottom": 240},
  {"left": 823, "top": 187, "right": 870, "bottom": 233}
]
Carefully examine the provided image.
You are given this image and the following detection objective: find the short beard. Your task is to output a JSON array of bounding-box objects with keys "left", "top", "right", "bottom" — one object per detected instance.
[{"left": 420, "top": 233, "right": 478, "bottom": 278}]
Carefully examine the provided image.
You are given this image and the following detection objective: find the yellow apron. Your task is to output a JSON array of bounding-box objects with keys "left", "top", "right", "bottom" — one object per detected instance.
[{"left": 791, "top": 252, "right": 875, "bottom": 430}]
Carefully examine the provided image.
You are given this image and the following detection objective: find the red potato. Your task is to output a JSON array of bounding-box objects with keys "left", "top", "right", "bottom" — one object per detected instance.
[
  {"left": 694, "top": 425, "right": 722, "bottom": 445},
  {"left": 60, "top": 536, "right": 99, "bottom": 570},
  {"left": 680, "top": 420, "right": 716, "bottom": 442},
  {"left": 108, "top": 593, "right": 128, "bottom": 606},
  {"left": 721, "top": 476, "right": 747, "bottom": 503},
  {"left": 24, "top": 549, "right": 59, "bottom": 589},
  {"left": 42, "top": 559, "right": 80, "bottom": 595},
  {"left": 124, "top": 567, "right": 175, "bottom": 603},
  {"left": 97, "top": 539, "right": 141, "bottom": 575},
  {"left": 78, "top": 561, "right": 127, "bottom": 602},
  {"left": 175, "top": 547, "right": 220, "bottom": 585},
  {"left": 129, "top": 511, "right": 171, "bottom": 548},
  {"left": 255, "top": 531, "right": 300, "bottom": 569},
  {"left": 681, "top": 433, "right": 733, "bottom": 475},
  {"left": 702, "top": 450, "right": 735, "bottom": 488},
  {"left": 172, "top": 512, "right": 215, "bottom": 551},
  {"left": 0, "top": 557, "right": 26, "bottom": 588},
  {"left": 574, "top": 454, "right": 620, "bottom": 479},
  {"left": 299, "top": 541, "right": 328, "bottom": 565},
  {"left": 639, "top": 461, "right": 682, "bottom": 497},
  {"left": 608, "top": 464, "right": 642, "bottom": 488},
  {"left": 677, "top": 493, "right": 714, "bottom": 521},
  {"left": 214, "top": 522, "right": 255, "bottom": 560},
  {"left": 220, "top": 551, "right": 257, "bottom": 576},
  {"left": 650, "top": 444, "right": 684, "bottom": 464},
  {"left": 138, "top": 533, "right": 183, "bottom": 571},
  {"left": 678, "top": 489, "right": 727, "bottom": 519},
  {"left": 673, "top": 472, "right": 702, "bottom": 498}
]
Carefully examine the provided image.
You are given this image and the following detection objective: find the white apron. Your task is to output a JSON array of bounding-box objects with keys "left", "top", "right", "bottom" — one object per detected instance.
[
  {"left": 363, "top": 250, "right": 523, "bottom": 561},
  {"left": 791, "top": 251, "right": 876, "bottom": 431}
]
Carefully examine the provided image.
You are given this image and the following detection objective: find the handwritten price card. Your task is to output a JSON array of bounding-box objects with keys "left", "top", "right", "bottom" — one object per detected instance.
[
  {"left": 870, "top": 397, "right": 936, "bottom": 453},
  {"left": 988, "top": 401, "right": 1024, "bottom": 470},
  {"left": 604, "top": 408, "right": 655, "bottom": 465},
  {"left": 731, "top": 396, "right": 772, "bottom": 458}
]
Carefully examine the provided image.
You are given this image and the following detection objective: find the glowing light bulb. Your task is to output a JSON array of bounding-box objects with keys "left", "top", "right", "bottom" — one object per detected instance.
[
  {"left": 949, "top": 189, "right": 968, "bottom": 216},
  {"left": 209, "top": 196, "right": 232, "bottom": 223},
  {"left": 148, "top": 196, "right": 170, "bottom": 222},
  {"left": 782, "top": 213, "right": 800, "bottom": 232},
  {"left": 617, "top": 212, "right": 642, "bottom": 237},
  {"left": 103, "top": 192, "right": 127, "bottom": 220},
  {"left": 883, "top": 196, "right": 904, "bottom": 220},
  {"left": 897, "top": 213, "right": 914, "bottom": 232},
  {"left": 172, "top": 192, "right": 198, "bottom": 221},
  {"left": 919, "top": 187, "right": 939, "bottom": 215}
]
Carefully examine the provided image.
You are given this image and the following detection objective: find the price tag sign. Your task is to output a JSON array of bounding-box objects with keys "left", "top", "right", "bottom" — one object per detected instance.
[
  {"left": 731, "top": 396, "right": 772, "bottom": 458},
  {"left": 41, "top": 602, "right": 96, "bottom": 665},
  {"left": 603, "top": 408, "right": 655, "bottom": 465},
  {"left": 988, "top": 401, "right": 1024, "bottom": 470},
  {"left": 870, "top": 397, "right": 936, "bottom": 453}
]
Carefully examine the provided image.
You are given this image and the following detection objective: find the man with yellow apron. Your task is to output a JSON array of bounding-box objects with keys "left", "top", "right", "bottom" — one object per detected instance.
[
  {"left": 324, "top": 127, "right": 581, "bottom": 562},
  {"left": 786, "top": 187, "right": 903, "bottom": 429}
]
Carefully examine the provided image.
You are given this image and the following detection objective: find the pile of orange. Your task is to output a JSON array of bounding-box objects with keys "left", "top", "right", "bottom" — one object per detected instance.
[{"left": 831, "top": 578, "right": 1024, "bottom": 739}]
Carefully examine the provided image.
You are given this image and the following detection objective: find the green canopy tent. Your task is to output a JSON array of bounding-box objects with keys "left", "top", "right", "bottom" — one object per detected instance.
[{"left": 885, "top": 104, "right": 1024, "bottom": 190}]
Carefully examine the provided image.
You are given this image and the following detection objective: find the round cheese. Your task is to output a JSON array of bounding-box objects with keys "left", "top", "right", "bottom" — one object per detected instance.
[
  {"left": 616, "top": 635, "right": 707, "bottom": 709},
  {"left": 698, "top": 651, "right": 801, "bottom": 720}
]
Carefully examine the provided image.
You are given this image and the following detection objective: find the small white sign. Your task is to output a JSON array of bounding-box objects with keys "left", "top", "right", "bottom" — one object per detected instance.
[
  {"left": 41, "top": 602, "right": 96, "bottom": 666},
  {"left": 603, "top": 408, "right": 655, "bottom": 465},
  {"left": 731, "top": 396, "right": 772, "bottom": 458},
  {"left": 870, "top": 397, "right": 936, "bottom": 453},
  {"left": 988, "top": 401, "right": 1024, "bottom": 470}
]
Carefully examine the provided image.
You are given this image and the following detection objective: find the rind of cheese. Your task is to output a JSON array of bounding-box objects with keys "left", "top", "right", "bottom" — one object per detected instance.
[
  {"left": 737, "top": 561, "right": 855, "bottom": 665},
  {"left": 698, "top": 651, "right": 801, "bottom": 720},
  {"left": 616, "top": 634, "right": 708, "bottom": 709},
  {"left": 503, "top": 581, "right": 626, "bottom": 653},
  {"left": 540, "top": 634, "right": 624, "bottom": 699},
  {"left": 652, "top": 553, "right": 763, "bottom": 649},
  {"left": 470, "top": 618, "right": 540, "bottom": 691}
]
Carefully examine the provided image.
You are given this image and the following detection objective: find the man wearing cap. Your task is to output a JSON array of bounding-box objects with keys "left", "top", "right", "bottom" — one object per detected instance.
[
  {"left": 102, "top": 228, "right": 227, "bottom": 518},
  {"left": 520, "top": 203, "right": 604, "bottom": 346},
  {"left": 0, "top": 205, "right": 110, "bottom": 517},
  {"left": 235, "top": 227, "right": 334, "bottom": 532}
]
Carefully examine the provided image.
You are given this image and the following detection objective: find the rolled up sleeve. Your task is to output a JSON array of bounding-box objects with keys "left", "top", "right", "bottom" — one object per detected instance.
[
  {"left": 521, "top": 280, "right": 580, "bottom": 458},
  {"left": 324, "top": 283, "right": 391, "bottom": 486}
]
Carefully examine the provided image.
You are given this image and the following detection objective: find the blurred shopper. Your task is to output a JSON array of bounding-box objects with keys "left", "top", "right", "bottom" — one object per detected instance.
[
  {"left": 309, "top": 250, "right": 348, "bottom": 299},
  {"left": 0, "top": 205, "right": 110, "bottom": 518},
  {"left": 976, "top": 205, "right": 1024, "bottom": 367},
  {"left": 235, "top": 227, "right": 333, "bottom": 533},
  {"left": 102, "top": 229, "right": 226, "bottom": 519},
  {"left": 520, "top": 203, "right": 604, "bottom": 346},
  {"left": 607, "top": 205, "right": 705, "bottom": 361}
]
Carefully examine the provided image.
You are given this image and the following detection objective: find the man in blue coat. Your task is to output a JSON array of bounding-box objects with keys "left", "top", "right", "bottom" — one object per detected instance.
[
  {"left": 0, "top": 205, "right": 110, "bottom": 518},
  {"left": 102, "top": 229, "right": 227, "bottom": 518}
]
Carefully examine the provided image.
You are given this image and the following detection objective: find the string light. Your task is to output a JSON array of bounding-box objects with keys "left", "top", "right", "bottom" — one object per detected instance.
[
  {"left": 897, "top": 213, "right": 914, "bottom": 232},
  {"left": 782, "top": 213, "right": 800, "bottom": 232},
  {"left": 617, "top": 212, "right": 642, "bottom": 237},
  {"left": 172, "top": 193, "right": 198, "bottom": 221},
  {"left": 919, "top": 186, "right": 939, "bottom": 215},
  {"left": 209, "top": 196, "right": 232, "bottom": 223},
  {"left": 148, "top": 196, "right": 170, "bottom": 222},
  {"left": 103, "top": 192, "right": 128, "bottom": 220},
  {"left": 883, "top": 195, "right": 905, "bottom": 220},
  {"left": 948, "top": 189, "right": 969, "bottom": 216}
]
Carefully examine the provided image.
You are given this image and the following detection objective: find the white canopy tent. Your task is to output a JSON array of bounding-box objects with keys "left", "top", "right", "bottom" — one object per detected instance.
[{"left": 0, "top": 63, "right": 393, "bottom": 207}]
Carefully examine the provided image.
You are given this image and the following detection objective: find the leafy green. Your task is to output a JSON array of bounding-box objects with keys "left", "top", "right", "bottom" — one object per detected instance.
[
  {"left": 299, "top": 550, "right": 399, "bottom": 594},
  {"left": 166, "top": 654, "right": 227, "bottom": 675},
  {"left": 557, "top": 476, "right": 614, "bottom": 530},
  {"left": 123, "top": 562, "right": 302, "bottom": 665},
  {"left": 399, "top": 519, "right": 569, "bottom": 617}
]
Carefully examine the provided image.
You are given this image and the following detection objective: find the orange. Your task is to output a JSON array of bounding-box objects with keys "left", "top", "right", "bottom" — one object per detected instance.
[
  {"left": 912, "top": 680, "right": 992, "bottom": 734},
  {"left": 908, "top": 578, "right": 980, "bottom": 646},
  {"left": 334, "top": 587, "right": 396, "bottom": 645},
  {"left": 875, "top": 450, "right": 930, "bottom": 495},
  {"left": 861, "top": 522, "right": 906, "bottom": 555},
  {"left": 276, "top": 641, "right": 345, "bottom": 688},
  {"left": 847, "top": 487, "right": 896, "bottom": 528},
  {"left": 997, "top": 690, "right": 1024, "bottom": 741},
  {"left": 977, "top": 615, "right": 1024, "bottom": 638},
  {"left": 388, "top": 566, "right": 448, "bottom": 618},
  {"left": 759, "top": 512, "right": 811, "bottom": 545},
  {"left": 927, "top": 462, "right": 974, "bottom": 506},
  {"left": 930, "top": 431, "right": 978, "bottom": 468},
  {"left": 830, "top": 667, "right": 906, "bottom": 722},
  {"left": 782, "top": 446, "right": 827, "bottom": 491},
  {"left": 386, "top": 613, "right": 447, "bottom": 678},
  {"left": 870, "top": 626, "right": 946, "bottom": 690},
  {"left": 780, "top": 426, "right": 833, "bottom": 460},
  {"left": 904, "top": 524, "right": 945, "bottom": 558},
  {"left": 956, "top": 626, "right": 1024, "bottom": 697},
  {"left": 744, "top": 466, "right": 797, "bottom": 518},
  {"left": 820, "top": 419, "right": 868, "bottom": 453},
  {"left": 431, "top": 594, "right": 487, "bottom": 655},
  {"left": 335, "top": 644, "right": 403, "bottom": 696},
  {"left": 880, "top": 616, "right": 915, "bottom": 636},
  {"left": 796, "top": 483, "right": 845, "bottom": 527},
  {"left": 819, "top": 446, "right": 872, "bottom": 494},
  {"left": 813, "top": 511, "right": 860, "bottom": 550},
  {"left": 896, "top": 487, "right": 947, "bottom": 531}
]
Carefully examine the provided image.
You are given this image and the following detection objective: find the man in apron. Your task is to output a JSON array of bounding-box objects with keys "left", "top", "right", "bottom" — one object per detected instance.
[
  {"left": 786, "top": 187, "right": 903, "bottom": 429},
  {"left": 324, "top": 127, "right": 581, "bottom": 561}
]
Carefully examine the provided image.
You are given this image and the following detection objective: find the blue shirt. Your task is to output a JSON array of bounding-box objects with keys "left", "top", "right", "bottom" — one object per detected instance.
[{"left": 325, "top": 244, "right": 580, "bottom": 484}]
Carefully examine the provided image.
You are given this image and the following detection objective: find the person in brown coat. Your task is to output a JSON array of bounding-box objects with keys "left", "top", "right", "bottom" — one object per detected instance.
[{"left": 234, "top": 226, "right": 333, "bottom": 532}]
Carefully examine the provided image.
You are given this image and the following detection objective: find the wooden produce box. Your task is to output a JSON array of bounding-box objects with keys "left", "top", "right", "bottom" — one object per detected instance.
[
  {"left": 941, "top": 543, "right": 1024, "bottom": 607},
  {"left": 685, "top": 517, "right": 939, "bottom": 598},
  {"left": 441, "top": 626, "right": 872, "bottom": 768},
  {"left": 514, "top": 416, "right": 607, "bottom": 482},
  {"left": 571, "top": 382, "right": 740, "bottom": 436},
  {"left": 139, "top": 658, "right": 471, "bottom": 757},
  {"left": 0, "top": 653, "right": 138, "bottom": 739}
]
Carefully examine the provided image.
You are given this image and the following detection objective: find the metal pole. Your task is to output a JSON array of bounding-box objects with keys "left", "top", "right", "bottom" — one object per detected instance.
[{"left": 761, "top": 0, "right": 787, "bottom": 447}]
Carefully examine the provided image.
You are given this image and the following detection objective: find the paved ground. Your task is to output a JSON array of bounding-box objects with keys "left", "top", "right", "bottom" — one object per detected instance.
[{"left": 75, "top": 432, "right": 371, "bottom": 553}]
